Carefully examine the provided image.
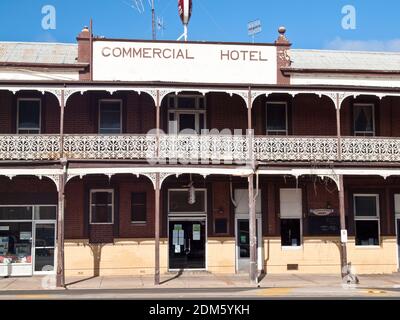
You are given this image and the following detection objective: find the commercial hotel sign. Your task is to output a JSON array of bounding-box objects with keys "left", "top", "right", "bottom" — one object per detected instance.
[{"left": 93, "top": 40, "right": 277, "bottom": 84}]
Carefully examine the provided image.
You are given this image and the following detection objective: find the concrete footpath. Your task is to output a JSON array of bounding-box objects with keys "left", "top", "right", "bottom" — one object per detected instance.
[{"left": 1, "top": 273, "right": 400, "bottom": 298}]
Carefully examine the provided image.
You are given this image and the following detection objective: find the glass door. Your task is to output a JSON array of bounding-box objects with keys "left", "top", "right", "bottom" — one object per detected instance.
[
  {"left": 33, "top": 222, "right": 56, "bottom": 274},
  {"left": 169, "top": 220, "right": 206, "bottom": 270},
  {"left": 236, "top": 217, "right": 261, "bottom": 273},
  {"left": 397, "top": 218, "right": 400, "bottom": 271}
]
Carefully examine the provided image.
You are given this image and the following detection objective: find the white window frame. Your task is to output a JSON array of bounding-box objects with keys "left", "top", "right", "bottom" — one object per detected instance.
[
  {"left": 353, "top": 103, "right": 375, "bottom": 136},
  {"left": 98, "top": 99, "right": 123, "bottom": 134},
  {"left": 89, "top": 189, "right": 114, "bottom": 225},
  {"left": 353, "top": 194, "right": 380, "bottom": 247},
  {"left": 168, "top": 94, "right": 207, "bottom": 133},
  {"left": 168, "top": 188, "right": 207, "bottom": 215},
  {"left": 266, "top": 101, "right": 288, "bottom": 135},
  {"left": 279, "top": 188, "right": 303, "bottom": 249},
  {"left": 17, "top": 98, "right": 41, "bottom": 134}
]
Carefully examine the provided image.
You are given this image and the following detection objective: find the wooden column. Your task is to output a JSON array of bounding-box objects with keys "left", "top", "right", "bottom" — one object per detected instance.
[
  {"left": 56, "top": 90, "right": 66, "bottom": 288},
  {"left": 56, "top": 171, "right": 66, "bottom": 287},
  {"left": 338, "top": 175, "right": 348, "bottom": 277},
  {"left": 247, "top": 87, "right": 257, "bottom": 284},
  {"left": 154, "top": 90, "right": 161, "bottom": 285},
  {"left": 335, "top": 93, "right": 348, "bottom": 277}
]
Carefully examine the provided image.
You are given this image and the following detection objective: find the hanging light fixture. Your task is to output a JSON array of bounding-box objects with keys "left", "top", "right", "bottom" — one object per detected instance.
[{"left": 188, "top": 174, "right": 196, "bottom": 205}]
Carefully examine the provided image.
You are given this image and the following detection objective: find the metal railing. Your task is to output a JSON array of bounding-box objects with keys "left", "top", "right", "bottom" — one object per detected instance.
[{"left": 1, "top": 134, "right": 400, "bottom": 163}]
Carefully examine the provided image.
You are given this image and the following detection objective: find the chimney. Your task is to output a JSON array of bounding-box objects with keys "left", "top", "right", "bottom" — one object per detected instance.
[
  {"left": 77, "top": 26, "right": 91, "bottom": 80},
  {"left": 275, "top": 26, "right": 292, "bottom": 85}
]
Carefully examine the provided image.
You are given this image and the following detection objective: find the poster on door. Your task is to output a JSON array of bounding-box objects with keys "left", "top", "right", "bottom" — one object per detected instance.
[
  {"left": 193, "top": 224, "right": 201, "bottom": 241},
  {"left": 172, "top": 224, "right": 185, "bottom": 251}
]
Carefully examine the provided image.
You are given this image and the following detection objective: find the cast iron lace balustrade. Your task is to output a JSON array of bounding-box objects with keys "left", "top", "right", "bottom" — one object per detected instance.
[
  {"left": 0, "top": 135, "right": 60, "bottom": 160},
  {"left": 253, "top": 136, "right": 338, "bottom": 162},
  {"left": 341, "top": 137, "right": 400, "bottom": 162},
  {"left": 63, "top": 135, "right": 157, "bottom": 160},
  {"left": 158, "top": 134, "right": 250, "bottom": 163},
  {"left": 2, "top": 134, "right": 400, "bottom": 163}
]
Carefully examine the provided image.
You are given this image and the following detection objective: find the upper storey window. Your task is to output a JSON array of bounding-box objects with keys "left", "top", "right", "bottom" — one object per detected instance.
[
  {"left": 99, "top": 100, "right": 122, "bottom": 134},
  {"left": 168, "top": 95, "right": 206, "bottom": 134},
  {"left": 353, "top": 103, "right": 375, "bottom": 136},
  {"left": 17, "top": 99, "right": 41, "bottom": 134},
  {"left": 266, "top": 102, "right": 288, "bottom": 135}
]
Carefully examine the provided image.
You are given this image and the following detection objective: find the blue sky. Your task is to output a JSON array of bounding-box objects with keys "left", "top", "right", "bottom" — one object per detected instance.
[{"left": 0, "top": 0, "right": 399, "bottom": 51}]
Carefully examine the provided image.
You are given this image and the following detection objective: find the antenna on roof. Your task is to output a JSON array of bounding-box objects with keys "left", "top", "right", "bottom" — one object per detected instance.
[
  {"left": 248, "top": 19, "right": 262, "bottom": 43},
  {"left": 157, "top": 16, "right": 166, "bottom": 37},
  {"left": 123, "top": 0, "right": 157, "bottom": 39}
]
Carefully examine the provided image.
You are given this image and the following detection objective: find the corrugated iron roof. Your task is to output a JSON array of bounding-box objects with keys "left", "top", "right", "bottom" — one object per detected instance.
[
  {"left": 289, "top": 49, "right": 400, "bottom": 71},
  {"left": 0, "top": 42, "right": 78, "bottom": 64}
]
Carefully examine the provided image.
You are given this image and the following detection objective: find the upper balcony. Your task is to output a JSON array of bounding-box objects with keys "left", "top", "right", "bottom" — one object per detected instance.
[
  {"left": 1, "top": 134, "right": 400, "bottom": 163},
  {"left": 0, "top": 89, "right": 399, "bottom": 164}
]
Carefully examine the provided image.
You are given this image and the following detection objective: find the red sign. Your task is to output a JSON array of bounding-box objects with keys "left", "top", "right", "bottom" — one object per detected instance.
[{"left": 178, "top": 0, "right": 192, "bottom": 25}]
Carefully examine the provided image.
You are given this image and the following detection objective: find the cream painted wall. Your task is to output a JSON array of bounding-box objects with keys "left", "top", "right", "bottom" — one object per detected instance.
[
  {"left": 263, "top": 237, "right": 398, "bottom": 274},
  {"left": 64, "top": 236, "right": 398, "bottom": 276}
]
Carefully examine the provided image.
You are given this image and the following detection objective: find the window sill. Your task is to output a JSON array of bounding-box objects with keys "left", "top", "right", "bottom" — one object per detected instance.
[
  {"left": 281, "top": 245, "right": 302, "bottom": 251},
  {"left": 131, "top": 222, "right": 147, "bottom": 225},
  {"left": 355, "top": 245, "right": 381, "bottom": 249},
  {"left": 90, "top": 222, "right": 114, "bottom": 225}
]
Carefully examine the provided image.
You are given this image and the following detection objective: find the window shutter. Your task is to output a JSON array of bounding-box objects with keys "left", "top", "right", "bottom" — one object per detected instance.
[
  {"left": 234, "top": 189, "right": 262, "bottom": 214},
  {"left": 280, "top": 189, "right": 302, "bottom": 218}
]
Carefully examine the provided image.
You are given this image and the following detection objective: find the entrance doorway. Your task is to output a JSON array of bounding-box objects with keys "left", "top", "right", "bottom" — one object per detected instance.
[
  {"left": 168, "top": 220, "right": 206, "bottom": 270},
  {"left": 168, "top": 189, "right": 207, "bottom": 271},
  {"left": 235, "top": 216, "right": 262, "bottom": 273},
  {"left": 396, "top": 216, "right": 400, "bottom": 271}
]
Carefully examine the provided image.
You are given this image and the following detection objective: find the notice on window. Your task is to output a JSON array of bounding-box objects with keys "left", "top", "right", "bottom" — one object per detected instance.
[
  {"left": 172, "top": 230, "right": 179, "bottom": 246},
  {"left": 178, "top": 230, "right": 184, "bottom": 245},
  {"left": 20, "top": 232, "right": 31, "bottom": 240},
  {"left": 193, "top": 224, "right": 201, "bottom": 241},
  {"left": 175, "top": 245, "right": 181, "bottom": 253}
]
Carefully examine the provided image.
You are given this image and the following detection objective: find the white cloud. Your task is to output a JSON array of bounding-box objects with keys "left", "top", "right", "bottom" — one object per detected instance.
[{"left": 325, "top": 37, "right": 400, "bottom": 52}]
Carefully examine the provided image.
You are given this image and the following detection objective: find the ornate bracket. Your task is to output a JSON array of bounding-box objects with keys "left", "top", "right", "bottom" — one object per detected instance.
[{"left": 143, "top": 173, "right": 179, "bottom": 189}]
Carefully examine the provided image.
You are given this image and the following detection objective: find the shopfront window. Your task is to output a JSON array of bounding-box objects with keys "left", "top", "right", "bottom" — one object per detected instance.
[
  {"left": 0, "top": 205, "right": 57, "bottom": 275},
  {"left": 354, "top": 194, "right": 380, "bottom": 246},
  {"left": 0, "top": 222, "right": 32, "bottom": 264}
]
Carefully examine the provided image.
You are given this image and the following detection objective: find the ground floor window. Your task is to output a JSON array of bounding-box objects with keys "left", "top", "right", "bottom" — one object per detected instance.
[
  {"left": 0, "top": 205, "right": 56, "bottom": 276},
  {"left": 280, "top": 219, "right": 301, "bottom": 246},
  {"left": 280, "top": 189, "right": 303, "bottom": 247},
  {"left": 90, "top": 190, "right": 114, "bottom": 224},
  {"left": 354, "top": 194, "right": 380, "bottom": 246}
]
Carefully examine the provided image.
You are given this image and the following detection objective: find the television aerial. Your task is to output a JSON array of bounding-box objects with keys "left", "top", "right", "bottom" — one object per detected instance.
[{"left": 123, "top": 0, "right": 164, "bottom": 40}]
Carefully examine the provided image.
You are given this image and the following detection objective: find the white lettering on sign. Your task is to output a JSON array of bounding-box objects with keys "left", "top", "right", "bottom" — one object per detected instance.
[{"left": 93, "top": 41, "right": 277, "bottom": 84}]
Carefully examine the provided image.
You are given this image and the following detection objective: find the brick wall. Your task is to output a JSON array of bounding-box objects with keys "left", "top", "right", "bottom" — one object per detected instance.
[
  {"left": 119, "top": 179, "right": 155, "bottom": 238},
  {"left": 0, "top": 176, "right": 57, "bottom": 204},
  {"left": 292, "top": 94, "right": 337, "bottom": 136},
  {"left": 0, "top": 91, "right": 13, "bottom": 133},
  {"left": 1, "top": 91, "right": 399, "bottom": 136}
]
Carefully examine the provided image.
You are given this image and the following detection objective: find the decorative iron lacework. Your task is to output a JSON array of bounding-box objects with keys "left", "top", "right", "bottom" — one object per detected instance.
[
  {"left": 0, "top": 135, "right": 60, "bottom": 160},
  {"left": 2, "top": 134, "right": 400, "bottom": 163},
  {"left": 253, "top": 137, "right": 338, "bottom": 162},
  {"left": 63, "top": 135, "right": 157, "bottom": 160}
]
